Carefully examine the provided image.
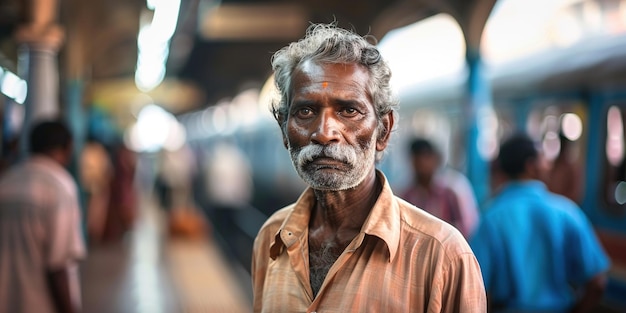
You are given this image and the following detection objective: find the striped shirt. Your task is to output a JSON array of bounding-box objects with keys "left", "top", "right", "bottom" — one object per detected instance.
[
  {"left": 252, "top": 171, "right": 486, "bottom": 313},
  {"left": 0, "top": 157, "right": 86, "bottom": 313}
]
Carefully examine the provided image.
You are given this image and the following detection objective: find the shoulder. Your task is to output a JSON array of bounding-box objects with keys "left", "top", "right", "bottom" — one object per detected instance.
[
  {"left": 537, "top": 190, "right": 588, "bottom": 223},
  {"left": 395, "top": 197, "right": 485, "bottom": 298},
  {"left": 545, "top": 191, "right": 579, "bottom": 211},
  {"left": 29, "top": 158, "right": 78, "bottom": 196},
  {"left": 257, "top": 205, "right": 294, "bottom": 235},
  {"left": 0, "top": 161, "right": 56, "bottom": 194},
  {"left": 254, "top": 205, "right": 295, "bottom": 248},
  {"left": 546, "top": 193, "right": 597, "bottom": 233},
  {"left": 440, "top": 185, "right": 460, "bottom": 202},
  {"left": 396, "top": 196, "right": 472, "bottom": 257}
]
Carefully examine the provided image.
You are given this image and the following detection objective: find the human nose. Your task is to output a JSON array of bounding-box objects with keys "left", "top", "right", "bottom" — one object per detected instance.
[{"left": 310, "top": 110, "right": 341, "bottom": 145}]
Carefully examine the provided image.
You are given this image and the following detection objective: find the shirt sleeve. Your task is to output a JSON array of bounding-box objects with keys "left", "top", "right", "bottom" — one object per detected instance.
[
  {"left": 566, "top": 209, "right": 610, "bottom": 285},
  {"left": 47, "top": 183, "right": 86, "bottom": 270},
  {"left": 252, "top": 227, "right": 272, "bottom": 313},
  {"left": 437, "top": 251, "right": 487, "bottom": 312}
]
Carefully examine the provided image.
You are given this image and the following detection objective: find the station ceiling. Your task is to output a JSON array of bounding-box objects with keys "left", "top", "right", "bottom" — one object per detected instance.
[{"left": 0, "top": 0, "right": 496, "bottom": 118}]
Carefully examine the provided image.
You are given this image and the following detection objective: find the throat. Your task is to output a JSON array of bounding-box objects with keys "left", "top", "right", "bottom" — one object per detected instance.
[{"left": 309, "top": 240, "right": 342, "bottom": 298}]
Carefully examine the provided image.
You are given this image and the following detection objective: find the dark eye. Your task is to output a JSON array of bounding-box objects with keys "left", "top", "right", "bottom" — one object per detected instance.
[
  {"left": 340, "top": 107, "right": 359, "bottom": 117},
  {"left": 296, "top": 107, "right": 314, "bottom": 118}
]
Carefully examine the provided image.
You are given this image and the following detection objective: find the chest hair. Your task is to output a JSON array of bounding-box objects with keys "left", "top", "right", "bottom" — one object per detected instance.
[{"left": 309, "top": 240, "right": 342, "bottom": 298}]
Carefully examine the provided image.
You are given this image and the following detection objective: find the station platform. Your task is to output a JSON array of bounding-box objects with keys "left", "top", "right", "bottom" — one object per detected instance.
[{"left": 80, "top": 194, "right": 253, "bottom": 313}]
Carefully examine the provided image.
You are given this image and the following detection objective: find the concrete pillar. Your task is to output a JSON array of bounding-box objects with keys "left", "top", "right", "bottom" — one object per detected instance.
[{"left": 15, "top": 0, "right": 64, "bottom": 158}]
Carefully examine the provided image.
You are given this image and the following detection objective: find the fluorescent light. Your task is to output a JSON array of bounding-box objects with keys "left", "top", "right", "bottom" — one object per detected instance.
[{"left": 0, "top": 70, "right": 28, "bottom": 104}]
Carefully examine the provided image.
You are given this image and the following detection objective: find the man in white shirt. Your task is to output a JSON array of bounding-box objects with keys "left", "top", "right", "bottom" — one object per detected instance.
[{"left": 0, "top": 120, "right": 86, "bottom": 313}]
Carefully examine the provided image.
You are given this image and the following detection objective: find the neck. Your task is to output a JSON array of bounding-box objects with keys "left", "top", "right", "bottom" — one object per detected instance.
[
  {"left": 511, "top": 177, "right": 537, "bottom": 183},
  {"left": 310, "top": 169, "right": 381, "bottom": 234},
  {"left": 416, "top": 175, "right": 433, "bottom": 189},
  {"left": 38, "top": 149, "right": 69, "bottom": 167}
]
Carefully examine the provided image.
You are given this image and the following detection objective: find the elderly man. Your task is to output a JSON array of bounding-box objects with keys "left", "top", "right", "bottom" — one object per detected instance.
[{"left": 251, "top": 23, "right": 486, "bottom": 312}]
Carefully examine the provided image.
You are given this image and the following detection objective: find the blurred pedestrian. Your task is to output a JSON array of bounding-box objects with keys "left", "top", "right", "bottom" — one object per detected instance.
[
  {"left": 400, "top": 137, "right": 477, "bottom": 238},
  {"left": 437, "top": 166, "right": 480, "bottom": 237},
  {"left": 102, "top": 142, "right": 137, "bottom": 243},
  {"left": 80, "top": 136, "right": 112, "bottom": 244},
  {"left": 158, "top": 144, "right": 196, "bottom": 211},
  {"left": 470, "top": 133, "right": 610, "bottom": 313},
  {"left": 0, "top": 120, "right": 86, "bottom": 313}
]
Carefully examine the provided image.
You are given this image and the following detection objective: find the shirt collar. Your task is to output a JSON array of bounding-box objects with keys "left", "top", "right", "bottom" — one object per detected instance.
[
  {"left": 29, "top": 155, "right": 67, "bottom": 175},
  {"left": 269, "top": 189, "right": 314, "bottom": 259},
  {"left": 501, "top": 179, "right": 547, "bottom": 195},
  {"left": 269, "top": 170, "right": 401, "bottom": 263}
]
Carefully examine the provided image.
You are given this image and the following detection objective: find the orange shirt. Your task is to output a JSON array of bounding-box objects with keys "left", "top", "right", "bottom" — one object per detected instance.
[{"left": 252, "top": 171, "right": 486, "bottom": 313}]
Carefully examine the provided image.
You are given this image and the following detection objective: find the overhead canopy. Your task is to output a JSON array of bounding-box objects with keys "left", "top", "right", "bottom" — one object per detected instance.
[{"left": 0, "top": 0, "right": 499, "bottom": 115}]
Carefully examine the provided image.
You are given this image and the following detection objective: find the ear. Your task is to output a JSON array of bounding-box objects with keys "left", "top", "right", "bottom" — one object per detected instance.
[
  {"left": 376, "top": 112, "right": 394, "bottom": 152},
  {"left": 282, "top": 131, "right": 288, "bottom": 149},
  {"left": 277, "top": 115, "right": 289, "bottom": 149}
]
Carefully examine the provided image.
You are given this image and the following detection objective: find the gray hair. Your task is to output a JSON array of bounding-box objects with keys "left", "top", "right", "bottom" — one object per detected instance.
[{"left": 270, "top": 23, "right": 398, "bottom": 136}]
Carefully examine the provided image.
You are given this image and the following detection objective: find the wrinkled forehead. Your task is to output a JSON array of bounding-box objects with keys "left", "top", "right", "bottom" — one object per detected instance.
[
  {"left": 289, "top": 60, "right": 373, "bottom": 98},
  {"left": 293, "top": 60, "right": 370, "bottom": 80}
]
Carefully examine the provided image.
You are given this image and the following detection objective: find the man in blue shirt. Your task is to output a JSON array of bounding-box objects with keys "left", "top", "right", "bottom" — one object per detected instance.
[{"left": 471, "top": 133, "right": 610, "bottom": 313}]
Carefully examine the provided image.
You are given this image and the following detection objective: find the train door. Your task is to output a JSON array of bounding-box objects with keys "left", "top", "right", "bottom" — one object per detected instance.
[
  {"left": 596, "top": 100, "right": 626, "bottom": 218},
  {"left": 583, "top": 92, "right": 626, "bottom": 307}
]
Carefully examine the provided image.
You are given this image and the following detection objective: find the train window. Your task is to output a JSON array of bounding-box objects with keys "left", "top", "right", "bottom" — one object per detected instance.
[
  {"left": 530, "top": 103, "right": 587, "bottom": 204},
  {"left": 602, "top": 105, "right": 626, "bottom": 215}
]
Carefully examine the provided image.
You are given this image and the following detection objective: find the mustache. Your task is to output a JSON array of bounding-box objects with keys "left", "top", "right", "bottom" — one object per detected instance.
[{"left": 295, "top": 144, "right": 357, "bottom": 167}]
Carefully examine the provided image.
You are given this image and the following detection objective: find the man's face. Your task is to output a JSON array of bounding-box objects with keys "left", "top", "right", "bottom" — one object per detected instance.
[
  {"left": 284, "top": 60, "right": 384, "bottom": 191},
  {"left": 412, "top": 152, "right": 439, "bottom": 181}
]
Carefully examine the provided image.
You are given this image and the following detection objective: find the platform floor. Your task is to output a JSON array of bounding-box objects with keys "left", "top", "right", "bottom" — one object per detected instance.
[{"left": 81, "top": 195, "right": 253, "bottom": 313}]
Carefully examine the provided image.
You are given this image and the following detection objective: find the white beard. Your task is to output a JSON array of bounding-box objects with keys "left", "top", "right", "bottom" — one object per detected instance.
[{"left": 289, "top": 134, "right": 378, "bottom": 191}]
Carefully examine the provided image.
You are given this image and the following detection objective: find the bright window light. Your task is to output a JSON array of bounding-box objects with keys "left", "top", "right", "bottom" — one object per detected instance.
[
  {"left": 543, "top": 131, "right": 561, "bottom": 161},
  {"left": 135, "top": 62, "right": 166, "bottom": 92},
  {"left": 482, "top": 0, "right": 626, "bottom": 65},
  {"left": 163, "top": 121, "right": 186, "bottom": 151},
  {"left": 377, "top": 14, "right": 466, "bottom": 93},
  {"left": 150, "top": 0, "right": 180, "bottom": 40},
  {"left": 561, "top": 113, "right": 583, "bottom": 141},
  {"left": 130, "top": 104, "right": 182, "bottom": 152},
  {"left": 0, "top": 70, "right": 28, "bottom": 104},
  {"left": 134, "top": 0, "right": 181, "bottom": 92},
  {"left": 606, "top": 106, "right": 624, "bottom": 166},
  {"left": 212, "top": 105, "right": 229, "bottom": 134},
  {"left": 616, "top": 181, "right": 626, "bottom": 205}
]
